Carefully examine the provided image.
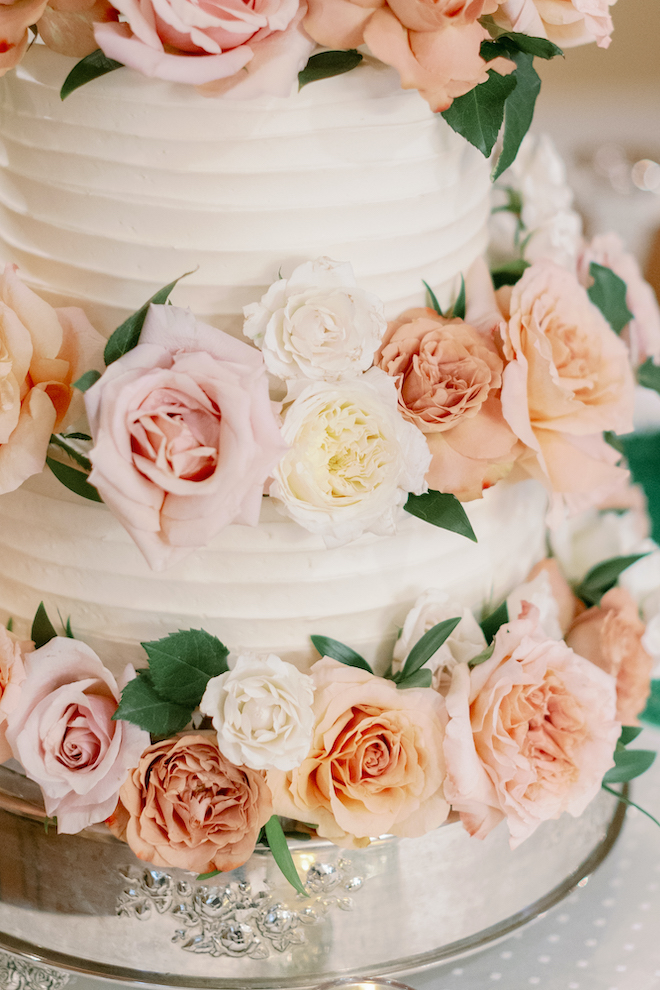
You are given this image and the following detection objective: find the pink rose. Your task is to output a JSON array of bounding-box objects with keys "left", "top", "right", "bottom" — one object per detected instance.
[
  {"left": 567, "top": 587, "right": 654, "bottom": 727},
  {"left": 493, "top": 0, "right": 614, "bottom": 49},
  {"left": 5, "top": 637, "right": 149, "bottom": 834},
  {"left": 94, "top": 0, "right": 314, "bottom": 97},
  {"left": 376, "top": 288, "right": 521, "bottom": 500},
  {"left": 0, "top": 626, "right": 28, "bottom": 763},
  {"left": 444, "top": 606, "right": 619, "bottom": 847},
  {"left": 37, "top": 0, "right": 119, "bottom": 59},
  {"left": 524, "top": 557, "right": 584, "bottom": 636},
  {"left": 0, "top": 0, "right": 48, "bottom": 75},
  {"left": 578, "top": 233, "right": 660, "bottom": 367},
  {"left": 268, "top": 657, "right": 449, "bottom": 848},
  {"left": 0, "top": 264, "right": 104, "bottom": 495},
  {"left": 85, "top": 304, "right": 287, "bottom": 572},
  {"left": 107, "top": 732, "right": 272, "bottom": 874},
  {"left": 498, "top": 260, "right": 635, "bottom": 510}
]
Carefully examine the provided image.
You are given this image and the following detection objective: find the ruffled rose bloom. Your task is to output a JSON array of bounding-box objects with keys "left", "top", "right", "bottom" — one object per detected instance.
[
  {"left": 270, "top": 367, "right": 430, "bottom": 547},
  {"left": 94, "top": 0, "right": 314, "bottom": 98},
  {"left": 0, "top": 264, "right": 104, "bottom": 495},
  {"left": 0, "top": 625, "right": 28, "bottom": 763},
  {"left": 304, "top": 0, "right": 513, "bottom": 112},
  {"left": 498, "top": 260, "right": 635, "bottom": 512},
  {"left": 268, "top": 657, "right": 448, "bottom": 847},
  {"left": 85, "top": 304, "right": 287, "bottom": 572},
  {"left": 107, "top": 732, "right": 272, "bottom": 873},
  {"left": 200, "top": 653, "right": 315, "bottom": 772},
  {"left": 376, "top": 264, "right": 521, "bottom": 500},
  {"left": 578, "top": 233, "right": 660, "bottom": 367},
  {"left": 243, "top": 258, "right": 386, "bottom": 384},
  {"left": 567, "top": 587, "right": 653, "bottom": 727},
  {"left": 392, "top": 589, "right": 486, "bottom": 693},
  {"left": 5, "top": 637, "right": 149, "bottom": 835},
  {"left": 493, "top": 0, "right": 614, "bottom": 49},
  {"left": 0, "top": 0, "right": 48, "bottom": 75},
  {"left": 443, "top": 606, "right": 619, "bottom": 847},
  {"left": 507, "top": 557, "right": 583, "bottom": 640}
]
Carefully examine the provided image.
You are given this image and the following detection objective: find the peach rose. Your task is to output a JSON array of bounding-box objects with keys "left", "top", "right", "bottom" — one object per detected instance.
[
  {"left": 94, "top": 0, "right": 314, "bottom": 97},
  {"left": 0, "top": 265, "right": 104, "bottom": 495},
  {"left": 498, "top": 260, "right": 634, "bottom": 509},
  {"left": 513, "top": 557, "right": 584, "bottom": 637},
  {"left": 443, "top": 605, "right": 619, "bottom": 847},
  {"left": 108, "top": 732, "right": 272, "bottom": 874},
  {"left": 85, "top": 304, "right": 287, "bottom": 572},
  {"left": 37, "top": 0, "right": 119, "bottom": 59},
  {"left": 566, "top": 587, "right": 653, "bottom": 726},
  {"left": 0, "top": 626, "right": 28, "bottom": 763},
  {"left": 0, "top": 0, "right": 48, "bottom": 76},
  {"left": 5, "top": 637, "right": 149, "bottom": 834},
  {"left": 493, "top": 0, "right": 614, "bottom": 49},
  {"left": 268, "top": 658, "right": 449, "bottom": 848}
]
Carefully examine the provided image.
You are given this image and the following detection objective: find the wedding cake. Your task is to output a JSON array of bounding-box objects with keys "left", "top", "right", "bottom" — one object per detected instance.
[{"left": 0, "top": 0, "right": 654, "bottom": 984}]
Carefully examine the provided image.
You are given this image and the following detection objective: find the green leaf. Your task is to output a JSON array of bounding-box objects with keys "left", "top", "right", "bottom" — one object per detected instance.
[
  {"left": 495, "top": 32, "right": 563, "bottom": 60},
  {"left": 405, "top": 490, "right": 477, "bottom": 542},
  {"left": 491, "top": 259, "right": 530, "bottom": 289},
  {"left": 112, "top": 670, "right": 191, "bottom": 735},
  {"left": 73, "top": 370, "right": 102, "bottom": 393},
  {"left": 441, "top": 69, "right": 517, "bottom": 158},
  {"left": 422, "top": 280, "right": 443, "bottom": 316},
  {"left": 143, "top": 629, "right": 229, "bottom": 708},
  {"left": 641, "top": 679, "right": 660, "bottom": 728},
  {"left": 49, "top": 435, "right": 91, "bottom": 472},
  {"left": 602, "top": 783, "right": 660, "bottom": 830},
  {"left": 619, "top": 725, "right": 643, "bottom": 747},
  {"left": 264, "top": 815, "right": 308, "bottom": 896},
  {"left": 5, "top": 618, "right": 12, "bottom": 633},
  {"left": 310, "top": 635, "right": 372, "bottom": 672},
  {"left": 62, "top": 432, "right": 92, "bottom": 441},
  {"left": 575, "top": 553, "right": 648, "bottom": 607},
  {"left": 603, "top": 748, "right": 656, "bottom": 784},
  {"left": 492, "top": 51, "right": 541, "bottom": 181},
  {"left": 604, "top": 430, "right": 626, "bottom": 455},
  {"left": 398, "top": 617, "right": 461, "bottom": 681},
  {"left": 480, "top": 599, "right": 509, "bottom": 643},
  {"left": 396, "top": 668, "right": 433, "bottom": 689},
  {"left": 31, "top": 602, "right": 57, "bottom": 649},
  {"left": 60, "top": 49, "right": 123, "bottom": 100},
  {"left": 103, "top": 273, "right": 192, "bottom": 366},
  {"left": 43, "top": 816, "right": 57, "bottom": 835},
  {"left": 587, "top": 262, "right": 633, "bottom": 335},
  {"left": 197, "top": 870, "right": 223, "bottom": 881},
  {"left": 452, "top": 275, "right": 466, "bottom": 320},
  {"left": 298, "top": 49, "right": 362, "bottom": 89},
  {"left": 468, "top": 642, "right": 495, "bottom": 668},
  {"left": 637, "top": 357, "right": 660, "bottom": 395},
  {"left": 47, "top": 457, "right": 102, "bottom": 502},
  {"left": 65, "top": 616, "right": 74, "bottom": 639}
]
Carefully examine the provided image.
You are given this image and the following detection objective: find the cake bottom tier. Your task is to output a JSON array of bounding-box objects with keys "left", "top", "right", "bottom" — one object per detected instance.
[{"left": 0, "top": 780, "right": 624, "bottom": 989}]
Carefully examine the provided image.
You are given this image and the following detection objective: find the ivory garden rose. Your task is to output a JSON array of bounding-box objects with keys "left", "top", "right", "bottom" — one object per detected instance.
[
  {"left": 107, "top": 732, "right": 272, "bottom": 873},
  {"left": 0, "top": 625, "right": 27, "bottom": 763},
  {"left": 268, "top": 657, "right": 449, "bottom": 847},
  {"left": 85, "top": 304, "right": 286, "bottom": 572},
  {"left": 443, "top": 605, "right": 619, "bottom": 847},
  {"left": 5, "top": 637, "right": 149, "bottom": 834},
  {"left": 0, "top": 265, "right": 104, "bottom": 495},
  {"left": 493, "top": 0, "right": 615, "bottom": 49}
]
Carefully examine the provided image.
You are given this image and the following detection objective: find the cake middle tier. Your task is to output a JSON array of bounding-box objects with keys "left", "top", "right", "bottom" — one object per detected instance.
[{"left": 0, "top": 475, "right": 547, "bottom": 677}]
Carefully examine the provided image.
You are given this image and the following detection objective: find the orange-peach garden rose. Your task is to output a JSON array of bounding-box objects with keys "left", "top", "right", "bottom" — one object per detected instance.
[{"left": 268, "top": 657, "right": 449, "bottom": 847}]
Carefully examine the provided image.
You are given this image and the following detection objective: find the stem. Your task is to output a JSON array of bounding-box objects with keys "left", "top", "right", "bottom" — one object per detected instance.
[{"left": 602, "top": 783, "right": 660, "bottom": 830}]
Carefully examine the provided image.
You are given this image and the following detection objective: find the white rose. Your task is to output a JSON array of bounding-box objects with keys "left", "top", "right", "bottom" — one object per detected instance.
[
  {"left": 507, "top": 570, "right": 563, "bottom": 641},
  {"left": 550, "top": 506, "right": 652, "bottom": 584},
  {"left": 199, "top": 653, "right": 314, "bottom": 772},
  {"left": 243, "top": 257, "right": 386, "bottom": 383},
  {"left": 392, "top": 589, "right": 486, "bottom": 693},
  {"left": 269, "top": 368, "right": 431, "bottom": 547}
]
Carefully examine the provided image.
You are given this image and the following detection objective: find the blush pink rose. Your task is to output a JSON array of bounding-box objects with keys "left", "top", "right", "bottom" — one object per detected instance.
[
  {"left": 107, "top": 732, "right": 273, "bottom": 874},
  {"left": 376, "top": 296, "right": 521, "bottom": 500},
  {"left": 0, "top": 625, "right": 29, "bottom": 763},
  {"left": 493, "top": 0, "right": 614, "bottom": 49},
  {"left": 94, "top": 0, "right": 314, "bottom": 97},
  {"left": 524, "top": 557, "right": 584, "bottom": 636},
  {"left": 578, "top": 233, "right": 660, "bottom": 368},
  {"left": 498, "top": 260, "right": 635, "bottom": 510},
  {"left": 5, "top": 637, "right": 149, "bottom": 834},
  {"left": 85, "top": 304, "right": 287, "bottom": 572},
  {"left": 443, "top": 606, "right": 619, "bottom": 847},
  {"left": 268, "top": 657, "right": 449, "bottom": 848},
  {"left": 567, "top": 587, "right": 654, "bottom": 727},
  {"left": 0, "top": 0, "right": 48, "bottom": 75},
  {"left": 0, "top": 264, "right": 104, "bottom": 495}
]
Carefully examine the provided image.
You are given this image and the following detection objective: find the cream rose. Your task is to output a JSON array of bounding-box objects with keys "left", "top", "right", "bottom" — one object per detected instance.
[
  {"left": 5, "top": 637, "right": 149, "bottom": 834},
  {"left": 0, "top": 626, "right": 28, "bottom": 763},
  {"left": 392, "top": 590, "right": 486, "bottom": 693},
  {"left": 269, "top": 368, "right": 431, "bottom": 546},
  {"left": 443, "top": 606, "right": 619, "bottom": 847},
  {"left": 200, "top": 653, "right": 315, "bottom": 772},
  {"left": 493, "top": 0, "right": 615, "bottom": 49},
  {"left": 0, "top": 265, "right": 104, "bottom": 495},
  {"left": 243, "top": 258, "right": 386, "bottom": 384},
  {"left": 268, "top": 657, "right": 449, "bottom": 847},
  {"left": 107, "top": 732, "right": 272, "bottom": 874},
  {"left": 85, "top": 304, "right": 287, "bottom": 572}
]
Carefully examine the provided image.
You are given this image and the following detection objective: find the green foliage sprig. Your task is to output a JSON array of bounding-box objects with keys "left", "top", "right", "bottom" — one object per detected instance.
[
  {"left": 299, "top": 50, "right": 362, "bottom": 89},
  {"left": 61, "top": 49, "right": 123, "bottom": 100},
  {"left": 587, "top": 263, "right": 633, "bottom": 334},
  {"left": 574, "top": 554, "right": 648, "bottom": 608},
  {"left": 404, "top": 490, "right": 477, "bottom": 542}
]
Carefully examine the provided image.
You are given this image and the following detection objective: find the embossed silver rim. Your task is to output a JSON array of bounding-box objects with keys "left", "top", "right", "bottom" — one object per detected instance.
[{"left": 0, "top": 797, "right": 626, "bottom": 990}]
